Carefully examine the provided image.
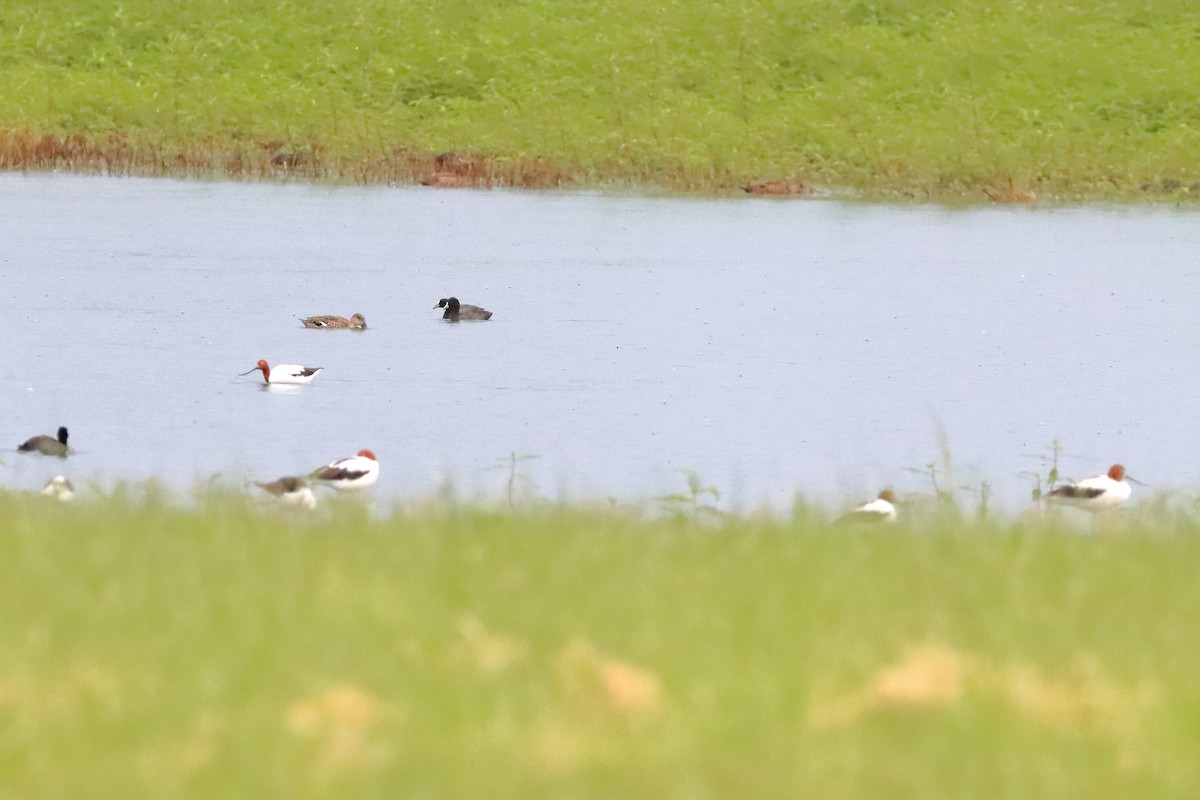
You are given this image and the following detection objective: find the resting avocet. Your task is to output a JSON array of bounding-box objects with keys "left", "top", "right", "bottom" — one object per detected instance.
[
  {"left": 835, "top": 489, "right": 898, "bottom": 524},
  {"left": 18, "top": 426, "right": 69, "bottom": 457},
  {"left": 255, "top": 476, "right": 317, "bottom": 509},
  {"left": 1047, "top": 464, "right": 1132, "bottom": 513},
  {"left": 311, "top": 449, "right": 379, "bottom": 492},
  {"left": 240, "top": 359, "right": 322, "bottom": 385},
  {"left": 301, "top": 313, "right": 367, "bottom": 330},
  {"left": 41, "top": 475, "right": 75, "bottom": 501}
]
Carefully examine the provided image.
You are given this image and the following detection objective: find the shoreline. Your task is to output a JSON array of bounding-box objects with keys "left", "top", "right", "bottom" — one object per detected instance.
[{"left": 4, "top": 129, "right": 1198, "bottom": 206}]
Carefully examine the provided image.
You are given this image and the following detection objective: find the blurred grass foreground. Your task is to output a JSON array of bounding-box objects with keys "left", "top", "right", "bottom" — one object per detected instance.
[
  {"left": 4, "top": 488, "right": 1200, "bottom": 798},
  {"left": 2, "top": 0, "right": 1200, "bottom": 200}
]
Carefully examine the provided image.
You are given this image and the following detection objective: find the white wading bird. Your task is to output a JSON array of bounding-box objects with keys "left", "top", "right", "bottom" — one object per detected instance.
[
  {"left": 310, "top": 450, "right": 379, "bottom": 492},
  {"left": 835, "top": 489, "right": 898, "bottom": 524},
  {"left": 1047, "top": 464, "right": 1132, "bottom": 513},
  {"left": 240, "top": 359, "right": 322, "bottom": 385}
]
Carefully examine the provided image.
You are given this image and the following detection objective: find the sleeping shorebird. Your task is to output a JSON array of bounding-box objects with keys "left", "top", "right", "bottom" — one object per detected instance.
[
  {"left": 310, "top": 449, "right": 379, "bottom": 492},
  {"left": 1047, "top": 464, "right": 1132, "bottom": 513},
  {"left": 835, "top": 489, "right": 898, "bottom": 524},
  {"left": 18, "top": 426, "right": 69, "bottom": 457},
  {"left": 240, "top": 359, "right": 322, "bottom": 385},
  {"left": 300, "top": 313, "right": 367, "bottom": 330},
  {"left": 41, "top": 475, "right": 75, "bottom": 501},
  {"left": 254, "top": 476, "right": 317, "bottom": 509},
  {"left": 435, "top": 297, "right": 492, "bottom": 321}
]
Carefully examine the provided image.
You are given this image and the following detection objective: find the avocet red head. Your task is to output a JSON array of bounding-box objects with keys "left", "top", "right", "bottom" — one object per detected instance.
[
  {"left": 310, "top": 449, "right": 379, "bottom": 492},
  {"left": 240, "top": 359, "right": 322, "bottom": 385},
  {"left": 835, "top": 488, "right": 898, "bottom": 525},
  {"left": 1047, "top": 464, "right": 1132, "bottom": 513}
]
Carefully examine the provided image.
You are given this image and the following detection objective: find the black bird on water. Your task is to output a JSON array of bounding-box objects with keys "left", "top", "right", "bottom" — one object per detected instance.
[
  {"left": 435, "top": 297, "right": 492, "bottom": 321},
  {"left": 18, "top": 426, "right": 69, "bottom": 457}
]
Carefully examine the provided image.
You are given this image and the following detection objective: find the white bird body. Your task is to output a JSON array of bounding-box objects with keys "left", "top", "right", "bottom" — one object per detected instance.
[
  {"left": 41, "top": 475, "right": 75, "bottom": 501},
  {"left": 242, "top": 359, "right": 322, "bottom": 385},
  {"left": 836, "top": 490, "right": 898, "bottom": 524},
  {"left": 311, "top": 450, "right": 379, "bottom": 492},
  {"left": 1047, "top": 464, "right": 1131, "bottom": 513}
]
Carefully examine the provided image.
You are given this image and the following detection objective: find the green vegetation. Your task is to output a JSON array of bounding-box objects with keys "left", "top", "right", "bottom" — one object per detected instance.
[
  {"left": 2, "top": 0, "right": 1200, "bottom": 199},
  {"left": 4, "top": 488, "right": 1200, "bottom": 798}
]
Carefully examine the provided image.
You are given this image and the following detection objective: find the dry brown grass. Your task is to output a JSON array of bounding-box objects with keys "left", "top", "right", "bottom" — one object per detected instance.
[
  {"left": 809, "top": 642, "right": 1158, "bottom": 754},
  {"left": 0, "top": 128, "right": 579, "bottom": 190},
  {"left": 286, "top": 683, "right": 396, "bottom": 772}
]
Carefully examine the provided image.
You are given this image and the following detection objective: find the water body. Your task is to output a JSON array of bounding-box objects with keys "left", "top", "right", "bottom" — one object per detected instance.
[{"left": 3, "top": 173, "right": 1198, "bottom": 511}]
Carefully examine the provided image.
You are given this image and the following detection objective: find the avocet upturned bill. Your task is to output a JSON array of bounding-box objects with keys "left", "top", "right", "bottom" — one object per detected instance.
[
  {"left": 300, "top": 313, "right": 367, "bottom": 330},
  {"left": 1047, "top": 464, "right": 1132, "bottom": 513},
  {"left": 240, "top": 359, "right": 322, "bottom": 385},
  {"left": 835, "top": 489, "right": 898, "bottom": 524},
  {"left": 18, "top": 426, "right": 69, "bottom": 457},
  {"left": 310, "top": 449, "right": 379, "bottom": 492},
  {"left": 255, "top": 475, "right": 317, "bottom": 509}
]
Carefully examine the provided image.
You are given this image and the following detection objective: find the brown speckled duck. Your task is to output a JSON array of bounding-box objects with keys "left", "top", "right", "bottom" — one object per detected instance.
[{"left": 301, "top": 313, "right": 366, "bottom": 330}]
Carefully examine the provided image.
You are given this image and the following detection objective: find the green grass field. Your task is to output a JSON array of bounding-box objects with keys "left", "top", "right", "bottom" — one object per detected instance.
[
  {"left": 3, "top": 0, "right": 1200, "bottom": 199},
  {"left": 4, "top": 489, "right": 1200, "bottom": 798}
]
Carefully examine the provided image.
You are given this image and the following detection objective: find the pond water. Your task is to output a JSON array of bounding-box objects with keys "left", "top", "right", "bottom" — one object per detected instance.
[{"left": 3, "top": 173, "right": 1199, "bottom": 512}]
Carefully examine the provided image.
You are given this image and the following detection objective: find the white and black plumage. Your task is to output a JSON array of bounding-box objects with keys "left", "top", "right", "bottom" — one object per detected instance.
[
  {"left": 310, "top": 449, "right": 379, "bottom": 492},
  {"left": 1047, "top": 464, "right": 1131, "bottom": 513},
  {"left": 240, "top": 359, "right": 322, "bottom": 385}
]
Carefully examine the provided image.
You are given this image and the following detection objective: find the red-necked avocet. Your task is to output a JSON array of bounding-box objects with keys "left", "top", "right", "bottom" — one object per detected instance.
[
  {"left": 300, "top": 313, "right": 367, "bottom": 330},
  {"left": 1047, "top": 464, "right": 1132, "bottom": 512},
  {"left": 435, "top": 297, "right": 492, "bottom": 321},
  {"left": 18, "top": 426, "right": 69, "bottom": 457},
  {"left": 255, "top": 476, "right": 317, "bottom": 509},
  {"left": 240, "top": 360, "right": 322, "bottom": 385},
  {"left": 835, "top": 489, "right": 898, "bottom": 524},
  {"left": 310, "top": 449, "right": 379, "bottom": 492}
]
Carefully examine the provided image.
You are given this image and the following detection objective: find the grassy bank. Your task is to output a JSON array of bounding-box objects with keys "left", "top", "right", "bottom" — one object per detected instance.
[
  {"left": 2, "top": 0, "right": 1200, "bottom": 200},
  {"left": 4, "top": 490, "right": 1200, "bottom": 798}
]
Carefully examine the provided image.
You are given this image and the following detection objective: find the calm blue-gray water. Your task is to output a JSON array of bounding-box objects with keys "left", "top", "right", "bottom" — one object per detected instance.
[{"left": 3, "top": 173, "right": 1198, "bottom": 511}]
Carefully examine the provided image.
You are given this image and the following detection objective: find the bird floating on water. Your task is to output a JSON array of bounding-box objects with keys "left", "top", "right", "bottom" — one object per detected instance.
[
  {"left": 300, "top": 313, "right": 367, "bottom": 330},
  {"left": 42, "top": 475, "right": 75, "bottom": 501},
  {"left": 835, "top": 489, "right": 898, "bottom": 524},
  {"left": 310, "top": 449, "right": 379, "bottom": 492},
  {"left": 1047, "top": 464, "right": 1132, "bottom": 513},
  {"left": 240, "top": 360, "right": 322, "bottom": 385},
  {"left": 435, "top": 297, "right": 492, "bottom": 321},
  {"left": 18, "top": 426, "right": 69, "bottom": 457},
  {"left": 255, "top": 475, "right": 317, "bottom": 509}
]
